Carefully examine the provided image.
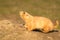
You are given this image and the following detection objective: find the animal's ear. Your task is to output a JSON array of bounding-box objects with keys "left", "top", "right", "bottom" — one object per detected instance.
[{"left": 23, "top": 11, "right": 25, "bottom": 14}]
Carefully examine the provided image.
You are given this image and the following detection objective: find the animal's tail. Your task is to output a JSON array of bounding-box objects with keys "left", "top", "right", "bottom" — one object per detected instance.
[{"left": 54, "top": 20, "right": 59, "bottom": 29}]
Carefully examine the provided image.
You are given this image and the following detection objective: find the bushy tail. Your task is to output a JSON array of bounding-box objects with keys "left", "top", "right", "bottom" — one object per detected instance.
[{"left": 54, "top": 20, "right": 59, "bottom": 29}]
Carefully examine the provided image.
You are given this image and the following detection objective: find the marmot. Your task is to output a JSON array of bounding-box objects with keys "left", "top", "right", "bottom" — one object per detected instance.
[{"left": 19, "top": 11, "right": 59, "bottom": 33}]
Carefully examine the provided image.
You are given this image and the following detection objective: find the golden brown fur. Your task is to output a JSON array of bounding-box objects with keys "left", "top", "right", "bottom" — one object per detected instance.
[{"left": 19, "top": 11, "right": 59, "bottom": 33}]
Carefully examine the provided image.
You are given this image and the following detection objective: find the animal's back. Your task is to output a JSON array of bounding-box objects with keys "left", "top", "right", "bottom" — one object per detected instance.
[{"left": 34, "top": 17, "right": 54, "bottom": 31}]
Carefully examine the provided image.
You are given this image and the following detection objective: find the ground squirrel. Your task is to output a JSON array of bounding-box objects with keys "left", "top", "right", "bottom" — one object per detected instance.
[{"left": 19, "top": 11, "right": 59, "bottom": 33}]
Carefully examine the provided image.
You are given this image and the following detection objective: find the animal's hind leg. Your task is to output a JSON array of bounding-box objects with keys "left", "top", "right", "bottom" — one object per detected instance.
[{"left": 42, "top": 26, "right": 50, "bottom": 33}]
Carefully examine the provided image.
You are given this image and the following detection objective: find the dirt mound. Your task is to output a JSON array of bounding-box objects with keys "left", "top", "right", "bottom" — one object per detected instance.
[{"left": 0, "top": 20, "right": 60, "bottom": 40}]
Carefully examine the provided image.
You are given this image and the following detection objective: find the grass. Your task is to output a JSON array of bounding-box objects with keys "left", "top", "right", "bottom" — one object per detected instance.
[{"left": 0, "top": 0, "right": 60, "bottom": 27}]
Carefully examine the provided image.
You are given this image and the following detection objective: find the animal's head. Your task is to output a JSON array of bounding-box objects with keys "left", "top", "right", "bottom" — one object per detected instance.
[{"left": 19, "top": 11, "right": 33, "bottom": 21}]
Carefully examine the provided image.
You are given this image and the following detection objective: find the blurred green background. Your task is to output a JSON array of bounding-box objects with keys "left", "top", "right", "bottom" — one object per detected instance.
[{"left": 0, "top": 0, "right": 60, "bottom": 28}]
